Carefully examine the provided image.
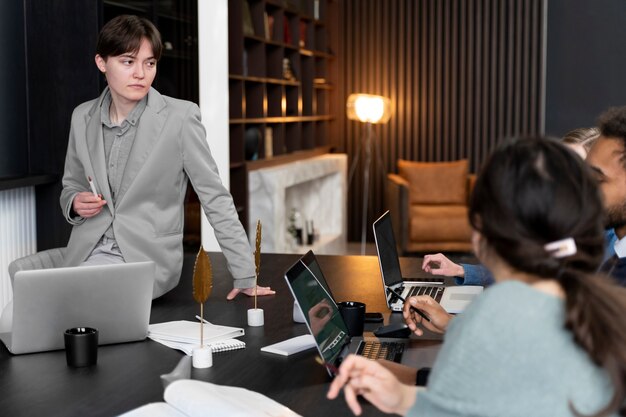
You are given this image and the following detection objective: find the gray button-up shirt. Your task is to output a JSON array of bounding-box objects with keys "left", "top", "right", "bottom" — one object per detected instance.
[{"left": 100, "top": 92, "right": 147, "bottom": 240}]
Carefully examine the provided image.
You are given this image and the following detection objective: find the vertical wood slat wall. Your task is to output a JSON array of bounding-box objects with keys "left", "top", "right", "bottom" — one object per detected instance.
[{"left": 338, "top": 0, "right": 547, "bottom": 241}]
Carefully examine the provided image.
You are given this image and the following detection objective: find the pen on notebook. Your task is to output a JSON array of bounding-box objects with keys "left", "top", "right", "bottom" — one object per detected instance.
[
  {"left": 386, "top": 287, "right": 431, "bottom": 323},
  {"left": 195, "top": 315, "right": 209, "bottom": 324},
  {"left": 87, "top": 176, "right": 98, "bottom": 197}
]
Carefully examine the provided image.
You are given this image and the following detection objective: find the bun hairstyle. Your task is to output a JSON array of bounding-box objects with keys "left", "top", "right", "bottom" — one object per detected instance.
[{"left": 469, "top": 137, "right": 626, "bottom": 417}]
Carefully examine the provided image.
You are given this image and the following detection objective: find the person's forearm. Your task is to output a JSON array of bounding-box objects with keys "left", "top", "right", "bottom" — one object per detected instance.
[
  {"left": 396, "top": 385, "right": 419, "bottom": 415},
  {"left": 232, "top": 275, "right": 256, "bottom": 289},
  {"left": 455, "top": 264, "right": 494, "bottom": 286}
]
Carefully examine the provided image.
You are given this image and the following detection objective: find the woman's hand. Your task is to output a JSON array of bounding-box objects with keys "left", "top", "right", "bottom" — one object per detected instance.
[
  {"left": 327, "top": 354, "right": 418, "bottom": 416},
  {"left": 226, "top": 285, "right": 275, "bottom": 300},
  {"left": 403, "top": 295, "right": 452, "bottom": 336},
  {"left": 72, "top": 192, "right": 106, "bottom": 218}
]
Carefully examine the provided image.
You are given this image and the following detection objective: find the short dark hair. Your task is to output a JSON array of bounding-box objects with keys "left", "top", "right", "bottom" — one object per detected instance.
[
  {"left": 96, "top": 15, "right": 162, "bottom": 61},
  {"left": 598, "top": 106, "right": 626, "bottom": 142}
]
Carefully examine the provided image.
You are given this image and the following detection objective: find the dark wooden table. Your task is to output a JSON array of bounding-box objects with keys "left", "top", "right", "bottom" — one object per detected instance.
[{"left": 0, "top": 253, "right": 449, "bottom": 417}]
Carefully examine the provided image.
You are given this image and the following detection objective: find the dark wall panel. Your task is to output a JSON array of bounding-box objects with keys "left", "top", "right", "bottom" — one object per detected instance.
[
  {"left": 0, "top": 0, "right": 28, "bottom": 178},
  {"left": 339, "top": 0, "right": 547, "bottom": 241},
  {"left": 25, "top": 0, "right": 100, "bottom": 250},
  {"left": 545, "top": 0, "right": 626, "bottom": 136}
]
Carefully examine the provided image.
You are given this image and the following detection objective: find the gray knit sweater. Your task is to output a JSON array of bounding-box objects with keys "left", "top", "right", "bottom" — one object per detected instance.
[{"left": 408, "top": 280, "right": 616, "bottom": 416}]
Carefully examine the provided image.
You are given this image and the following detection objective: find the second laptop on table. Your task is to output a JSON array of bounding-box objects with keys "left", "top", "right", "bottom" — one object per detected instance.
[{"left": 373, "top": 210, "right": 483, "bottom": 314}]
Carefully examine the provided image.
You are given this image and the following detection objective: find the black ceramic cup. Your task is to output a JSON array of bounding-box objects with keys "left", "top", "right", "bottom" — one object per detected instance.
[
  {"left": 338, "top": 301, "right": 366, "bottom": 337},
  {"left": 64, "top": 327, "right": 98, "bottom": 367}
]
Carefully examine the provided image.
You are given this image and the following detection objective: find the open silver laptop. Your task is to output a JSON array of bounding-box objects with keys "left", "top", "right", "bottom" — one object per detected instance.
[
  {"left": 0, "top": 261, "right": 155, "bottom": 354},
  {"left": 373, "top": 211, "right": 483, "bottom": 314},
  {"left": 285, "top": 255, "right": 440, "bottom": 377}
]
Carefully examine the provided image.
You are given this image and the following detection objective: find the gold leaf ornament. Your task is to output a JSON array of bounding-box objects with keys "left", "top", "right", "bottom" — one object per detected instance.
[
  {"left": 255, "top": 220, "right": 262, "bottom": 278},
  {"left": 192, "top": 246, "right": 213, "bottom": 304}
]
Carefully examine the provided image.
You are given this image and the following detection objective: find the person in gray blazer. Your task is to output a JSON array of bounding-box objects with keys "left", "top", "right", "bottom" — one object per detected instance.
[{"left": 60, "top": 15, "right": 274, "bottom": 300}]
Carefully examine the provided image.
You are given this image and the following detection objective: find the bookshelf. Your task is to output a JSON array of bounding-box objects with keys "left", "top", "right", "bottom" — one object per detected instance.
[{"left": 228, "top": 0, "right": 336, "bottom": 231}]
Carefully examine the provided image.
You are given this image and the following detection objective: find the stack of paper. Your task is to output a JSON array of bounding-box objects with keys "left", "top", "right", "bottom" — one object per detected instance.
[{"left": 149, "top": 320, "right": 245, "bottom": 355}]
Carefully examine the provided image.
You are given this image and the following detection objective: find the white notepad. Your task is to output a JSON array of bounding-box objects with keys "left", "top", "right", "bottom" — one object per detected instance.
[
  {"left": 150, "top": 337, "right": 245, "bottom": 356},
  {"left": 260, "top": 335, "right": 316, "bottom": 356},
  {"left": 149, "top": 320, "right": 244, "bottom": 345}
]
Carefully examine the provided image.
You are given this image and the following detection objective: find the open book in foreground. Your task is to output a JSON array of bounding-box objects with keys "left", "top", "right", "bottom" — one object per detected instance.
[{"left": 119, "top": 379, "right": 301, "bottom": 417}]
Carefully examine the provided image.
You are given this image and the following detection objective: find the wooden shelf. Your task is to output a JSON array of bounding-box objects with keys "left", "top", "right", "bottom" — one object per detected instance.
[
  {"left": 230, "top": 115, "right": 333, "bottom": 124},
  {"left": 228, "top": 0, "right": 335, "bottom": 231},
  {"left": 247, "top": 146, "right": 332, "bottom": 171},
  {"left": 229, "top": 74, "right": 300, "bottom": 86}
]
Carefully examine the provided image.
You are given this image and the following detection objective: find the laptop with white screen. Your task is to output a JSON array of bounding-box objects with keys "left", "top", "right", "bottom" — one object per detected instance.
[
  {"left": 0, "top": 261, "right": 155, "bottom": 354},
  {"left": 373, "top": 211, "right": 483, "bottom": 314},
  {"left": 285, "top": 254, "right": 440, "bottom": 377}
]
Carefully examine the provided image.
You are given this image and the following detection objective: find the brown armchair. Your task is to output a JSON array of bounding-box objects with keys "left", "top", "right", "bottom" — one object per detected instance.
[{"left": 385, "top": 159, "right": 476, "bottom": 254}]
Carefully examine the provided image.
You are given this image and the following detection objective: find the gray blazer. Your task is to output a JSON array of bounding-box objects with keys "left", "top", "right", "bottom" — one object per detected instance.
[{"left": 60, "top": 87, "right": 255, "bottom": 298}]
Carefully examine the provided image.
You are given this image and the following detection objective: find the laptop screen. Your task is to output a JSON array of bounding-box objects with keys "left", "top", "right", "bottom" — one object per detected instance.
[
  {"left": 285, "top": 258, "right": 349, "bottom": 367},
  {"left": 299, "top": 250, "right": 336, "bottom": 305},
  {"left": 373, "top": 211, "right": 403, "bottom": 287}
]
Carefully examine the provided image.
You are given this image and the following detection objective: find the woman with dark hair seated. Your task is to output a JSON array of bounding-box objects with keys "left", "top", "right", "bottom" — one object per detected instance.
[{"left": 327, "top": 137, "right": 626, "bottom": 416}]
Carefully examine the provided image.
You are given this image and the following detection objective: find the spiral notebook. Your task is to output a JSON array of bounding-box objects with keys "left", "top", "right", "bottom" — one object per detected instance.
[
  {"left": 148, "top": 320, "right": 245, "bottom": 356},
  {"left": 151, "top": 337, "right": 245, "bottom": 355}
]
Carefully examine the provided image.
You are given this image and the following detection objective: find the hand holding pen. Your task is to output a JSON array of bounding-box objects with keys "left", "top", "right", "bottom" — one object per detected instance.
[
  {"left": 71, "top": 176, "right": 107, "bottom": 219},
  {"left": 400, "top": 293, "right": 452, "bottom": 337},
  {"left": 326, "top": 354, "right": 418, "bottom": 416},
  {"left": 386, "top": 287, "right": 431, "bottom": 323}
]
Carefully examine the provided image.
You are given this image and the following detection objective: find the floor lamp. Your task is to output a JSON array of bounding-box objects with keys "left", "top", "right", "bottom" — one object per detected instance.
[{"left": 346, "top": 93, "right": 391, "bottom": 255}]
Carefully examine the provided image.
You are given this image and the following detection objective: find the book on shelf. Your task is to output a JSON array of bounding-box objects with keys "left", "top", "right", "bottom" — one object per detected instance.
[
  {"left": 119, "top": 380, "right": 301, "bottom": 417},
  {"left": 242, "top": 0, "right": 254, "bottom": 36},
  {"left": 264, "top": 127, "right": 274, "bottom": 158},
  {"left": 264, "top": 12, "right": 274, "bottom": 40},
  {"left": 283, "top": 19, "right": 292, "bottom": 45}
]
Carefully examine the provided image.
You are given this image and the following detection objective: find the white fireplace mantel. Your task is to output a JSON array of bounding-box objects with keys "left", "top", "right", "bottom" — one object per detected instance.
[{"left": 248, "top": 154, "right": 347, "bottom": 254}]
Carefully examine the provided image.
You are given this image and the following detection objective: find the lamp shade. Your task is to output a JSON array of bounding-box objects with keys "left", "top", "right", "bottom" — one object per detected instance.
[{"left": 346, "top": 93, "right": 391, "bottom": 124}]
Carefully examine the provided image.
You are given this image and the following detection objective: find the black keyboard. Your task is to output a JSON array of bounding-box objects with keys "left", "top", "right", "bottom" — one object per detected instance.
[
  {"left": 356, "top": 341, "right": 405, "bottom": 363},
  {"left": 406, "top": 285, "right": 444, "bottom": 301}
]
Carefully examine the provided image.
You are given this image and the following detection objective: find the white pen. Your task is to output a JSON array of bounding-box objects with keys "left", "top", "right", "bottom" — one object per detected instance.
[
  {"left": 195, "top": 315, "right": 209, "bottom": 324},
  {"left": 87, "top": 176, "right": 98, "bottom": 197}
]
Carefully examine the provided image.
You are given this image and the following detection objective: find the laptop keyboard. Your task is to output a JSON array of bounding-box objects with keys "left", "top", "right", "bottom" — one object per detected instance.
[
  {"left": 356, "top": 341, "right": 405, "bottom": 363},
  {"left": 407, "top": 285, "right": 444, "bottom": 301}
]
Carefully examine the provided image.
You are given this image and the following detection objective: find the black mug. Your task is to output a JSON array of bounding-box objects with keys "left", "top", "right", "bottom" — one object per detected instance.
[
  {"left": 64, "top": 327, "right": 98, "bottom": 367},
  {"left": 338, "top": 301, "right": 366, "bottom": 337}
]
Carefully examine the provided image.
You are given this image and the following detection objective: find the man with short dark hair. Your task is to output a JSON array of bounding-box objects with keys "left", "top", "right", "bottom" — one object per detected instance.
[
  {"left": 422, "top": 106, "right": 626, "bottom": 287},
  {"left": 586, "top": 106, "right": 626, "bottom": 286}
]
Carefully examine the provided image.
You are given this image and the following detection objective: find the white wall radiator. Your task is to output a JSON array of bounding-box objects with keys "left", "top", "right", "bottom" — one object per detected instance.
[{"left": 0, "top": 187, "right": 37, "bottom": 311}]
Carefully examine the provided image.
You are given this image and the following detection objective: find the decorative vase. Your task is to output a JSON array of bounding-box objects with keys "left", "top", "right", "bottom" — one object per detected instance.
[
  {"left": 247, "top": 308, "right": 264, "bottom": 327},
  {"left": 192, "top": 346, "right": 213, "bottom": 369}
]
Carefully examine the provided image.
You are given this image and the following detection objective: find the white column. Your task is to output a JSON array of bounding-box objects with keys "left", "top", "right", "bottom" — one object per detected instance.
[{"left": 198, "top": 0, "right": 229, "bottom": 251}]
